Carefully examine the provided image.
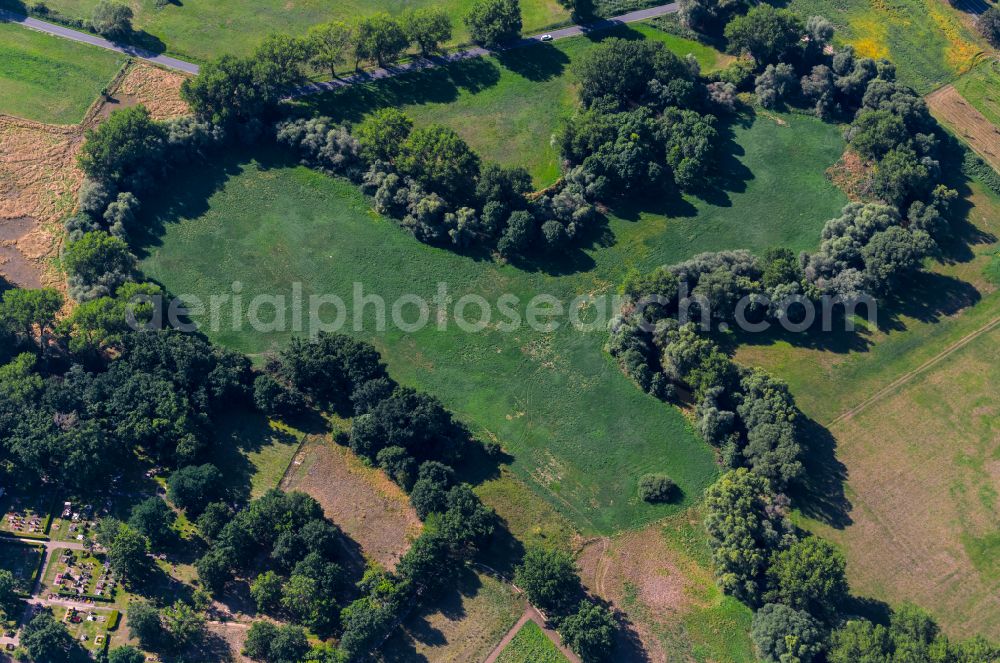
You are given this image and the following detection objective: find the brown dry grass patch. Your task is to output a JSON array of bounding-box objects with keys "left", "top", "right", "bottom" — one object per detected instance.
[
  {"left": 928, "top": 84, "right": 1000, "bottom": 172},
  {"left": 103, "top": 62, "right": 190, "bottom": 121},
  {"left": 0, "top": 115, "right": 82, "bottom": 288},
  {"left": 281, "top": 436, "right": 421, "bottom": 571}
]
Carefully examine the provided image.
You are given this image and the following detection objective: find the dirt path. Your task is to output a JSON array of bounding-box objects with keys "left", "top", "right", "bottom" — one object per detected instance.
[
  {"left": 826, "top": 315, "right": 1000, "bottom": 428},
  {"left": 482, "top": 604, "right": 582, "bottom": 663}
]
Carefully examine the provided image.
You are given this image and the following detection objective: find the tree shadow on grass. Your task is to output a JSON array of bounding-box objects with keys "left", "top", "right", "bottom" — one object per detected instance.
[
  {"left": 378, "top": 566, "right": 486, "bottom": 661},
  {"left": 301, "top": 56, "right": 503, "bottom": 125},
  {"left": 495, "top": 43, "right": 570, "bottom": 82},
  {"left": 789, "top": 414, "right": 852, "bottom": 529},
  {"left": 875, "top": 271, "right": 982, "bottom": 333}
]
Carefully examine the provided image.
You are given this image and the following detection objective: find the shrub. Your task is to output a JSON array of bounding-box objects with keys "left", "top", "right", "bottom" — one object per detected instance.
[{"left": 637, "top": 473, "right": 677, "bottom": 503}]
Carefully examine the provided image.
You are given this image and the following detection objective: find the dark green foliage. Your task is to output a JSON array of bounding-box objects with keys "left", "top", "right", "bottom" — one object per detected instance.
[
  {"left": 22, "top": 611, "right": 78, "bottom": 662},
  {"left": 277, "top": 332, "right": 387, "bottom": 412},
  {"left": 0, "top": 287, "right": 63, "bottom": 343},
  {"left": 397, "top": 125, "right": 481, "bottom": 201},
  {"left": 349, "top": 388, "right": 463, "bottom": 463},
  {"left": 403, "top": 7, "right": 452, "bottom": 56},
  {"left": 978, "top": 7, "right": 1000, "bottom": 47},
  {"left": 559, "top": 600, "right": 617, "bottom": 662},
  {"left": 465, "top": 0, "right": 522, "bottom": 48},
  {"left": 63, "top": 231, "right": 135, "bottom": 301},
  {"left": 751, "top": 603, "right": 825, "bottom": 663},
  {"left": 847, "top": 109, "right": 908, "bottom": 160},
  {"left": 90, "top": 0, "right": 132, "bottom": 38},
  {"left": 167, "top": 463, "right": 222, "bottom": 515},
  {"left": 861, "top": 226, "right": 935, "bottom": 291},
  {"left": 703, "top": 469, "right": 792, "bottom": 605},
  {"left": 109, "top": 645, "right": 146, "bottom": 663},
  {"left": 572, "top": 37, "right": 693, "bottom": 109},
  {"left": 78, "top": 106, "right": 165, "bottom": 190},
  {"left": 513, "top": 547, "right": 581, "bottom": 617},
  {"left": 724, "top": 5, "right": 804, "bottom": 65},
  {"left": 97, "top": 518, "right": 150, "bottom": 584},
  {"left": 765, "top": 537, "right": 848, "bottom": 619},
  {"left": 355, "top": 13, "right": 409, "bottom": 66},
  {"left": 637, "top": 473, "right": 677, "bottom": 503},
  {"left": 250, "top": 570, "right": 283, "bottom": 613},
  {"left": 355, "top": 108, "right": 413, "bottom": 163},
  {"left": 128, "top": 497, "right": 176, "bottom": 548},
  {"left": 659, "top": 107, "right": 717, "bottom": 189},
  {"left": 439, "top": 483, "right": 496, "bottom": 552},
  {"left": 127, "top": 600, "right": 164, "bottom": 650},
  {"left": 736, "top": 367, "right": 803, "bottom": 488},
  {"left": 409, "top": 461, "right": 455, "bottom": 519},
  {"left": 376, "top": 446, "right": 417, "bottom": 490},
  {"left": 497, "top": 209, "right": 536, "bottom": 258},
  {"left": 761, "top": 247, "right": 801, "bottom": 290},
  {"left": 253, "top": 373, "right": 307, "bottom": 419}
]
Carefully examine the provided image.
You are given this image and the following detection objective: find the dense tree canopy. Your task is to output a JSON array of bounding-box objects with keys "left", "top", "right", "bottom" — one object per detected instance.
[{"left": 465, "top": 0, "right": 522, "bottom": 47}]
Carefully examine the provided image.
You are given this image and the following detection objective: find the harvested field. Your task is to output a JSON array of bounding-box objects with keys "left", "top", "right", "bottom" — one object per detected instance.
[
  {"left": 928, "top": 84, "right": 1000, "bottom": 172},
  {"left": 576, "top": 514, "right": 754, "bottom": 662},
  {"left": 809, "top": 324, "right": 1000, "bottom": 639},
  {"left": 281, "top": 436, "right": 421, "bottom": 571},
  {"left": 0, "top": 115, "right": 82, "bottom": 288}
]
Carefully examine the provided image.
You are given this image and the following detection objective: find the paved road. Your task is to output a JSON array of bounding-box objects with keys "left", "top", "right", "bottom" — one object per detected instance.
[
  {"left": 1, "top": 2, "right": 679, "bottom": 86},
  {"left": 0, "top": 9, "right": 199, "bottom": 73}
]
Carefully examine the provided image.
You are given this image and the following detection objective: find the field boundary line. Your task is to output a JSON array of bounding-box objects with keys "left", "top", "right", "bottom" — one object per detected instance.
[{"left": 826, "top": 315, "right": 1000, "bottom": 429}]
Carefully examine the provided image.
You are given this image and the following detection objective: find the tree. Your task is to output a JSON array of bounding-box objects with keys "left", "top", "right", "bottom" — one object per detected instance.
[
  {"left": 637, "top": 473, "right": 677, "bottom": 503},
  {"left": 409, "top": 461, "right": 454, "bottom": 519},
  {"left": 127, "top": 600, "right": 164, "bottom": 650},
  {"left": 196, "top": 547, "right": 233, "bottom": 594},
  {"left": 376, "top": 446, "right": 417, "bottom": 490},
  {"left": 243, "top": 621, "right": 279, "bottom": 660},
  {"left": 355, "top": 13, "right": 410, "bottom": 67},
  {"left": 404, "top": 7, "right": 452, "bottom": 56},
  {"left": 161, "top": 600, "right": 205, "bottom": 649},
  {"left": 513, "top": 547, "right": 580, "bottom": 617},
  {"left": 755, "top": 62, "right": 797, "bottom": 108},
  {"left": 307, "top": 21, "right": 354, "bottom": 79},
  {"left": 724, "top": 5, "right": 803, "bottom": 65},
  {"left": 978, "top": 6, "right": 1000, "bottom": 47},
  {"left": 101, "top": 521, "right": 150, "bottom": 584},
  {"left": 559, "top": 600, "right": 616, "bottom": 662},
  {"left": 270, "top": 624, "right": 311, "bottom": 663},
  {"left": 109, "top": 645, "right": 146, "bottom": 663},
  {"left": 751, "top": 603, "right": 825, "bottom": 663},
  {"left": 356, "top": 108, "right": 413, "bottom": 163},
  {"left": 90, "top": 0, "right": 133, "bottom": 38},
  {"left": 439, "top": 484, "right": 495, "bottom": 551},
  {"left": 465, "top": 0, "right": 522, "bottom": 48},
  {"left": 22, "top": 611, "right": 77, "bottom": 662},
  {"left": 0, "top": 570, "right": 16, "bottom": 618},
  {"left": 78, "top": 105, "right": 165, "bottom": 189},
  {"left": 572, "top": 38, "right": 692, "bottom": 108},
  {"left": 397, "top": 125, "right": 481, "bottom": 200},
  {"left": 497, "top": 209, "right": 536, "bottom": 258},
  {"left": 167, "top": 463, "right": 222, "bottom": 515},
  {"left": 703, "top": 469, "right": 792, "bottom": 605},
  {"left": 63, "top": 231, "right": 135, "bottom": 302},
  {"left": 861, "top": 226, "right": 934, "bottom": 290},
  {"left": 250, "top": 570, "right": 283, "bottom": 613},
  {"left": 0, "top": 288, "right": 63, "bottom": 345},
  {"left": 846, "top": 109, "right": 908, "bottom": 160},
  {"left": 195, "top": 501, "right": 232, "bottom": 540},
  {"left": 128, "top": 497, "right": 176, "bottom": 548},
  {"left": 765, "top": 537, "right": 848, "bottom": 619}
]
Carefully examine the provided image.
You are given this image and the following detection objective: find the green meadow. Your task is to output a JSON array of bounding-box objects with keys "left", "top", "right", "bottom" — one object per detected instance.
[
  {"left": 23, "top": 0, "right": 569, "bottom": 63},
  {"left": 953, "top": 60, "right": 1000, "bottom": 129},
  {"left": 787, "top": 0, "right": 984, "bottom": 93},
  {"left": 0, "top": 22, "right": 124, "bottom": 124},
  {"left": 300, "top": 23, "right": 729, "bottom": 185},
  {"left": 137, "top": 101, "right": 847, "bottom": 534}
]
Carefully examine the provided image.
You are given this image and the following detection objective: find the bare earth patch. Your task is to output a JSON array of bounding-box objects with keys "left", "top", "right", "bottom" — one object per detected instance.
[
  {"left": 281, "top": 436, "right": 421, "bottom": 571},
  {"left": 928, "top": 84, "right": 1000, "bottom": 172}
]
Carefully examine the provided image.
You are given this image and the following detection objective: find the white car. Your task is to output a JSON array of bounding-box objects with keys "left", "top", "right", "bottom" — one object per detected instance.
[{"left": 540, "top": 34, "right": 554, "bottom": 42}]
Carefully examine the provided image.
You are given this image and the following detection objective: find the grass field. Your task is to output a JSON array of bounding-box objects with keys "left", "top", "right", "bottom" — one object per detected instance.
[
  {"left": 735, "top": 181, "right": 1000, "bottom": 636},
  {"left": 0, "top": 22, "right": 123, "bottom": 124},
  {"left": 495, "top": 620, "right": 568, "bottom": 663},
  {"left": 210, "top": 410, "right": 305, "bottom": 500},
  {"left": 24, "top": 0, "right": 568, "bottom": 63},
  {"left": 577, "top": 511, "right": 755, "bottom": 661},
  {"left": 787, "top": 0, "right": 985, "bottom": 93},
  {"left": 953, "top": 60, "right": 1000, "bottom": 129},
  {"left": 301, "top": 24, "right": 729, "bottom": 185},
  {"left": 137, "top": 103, "right": 845, "bottom": 535},
  {"left": 381, "top": 571, "right": 525, "bottom": 662}
]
